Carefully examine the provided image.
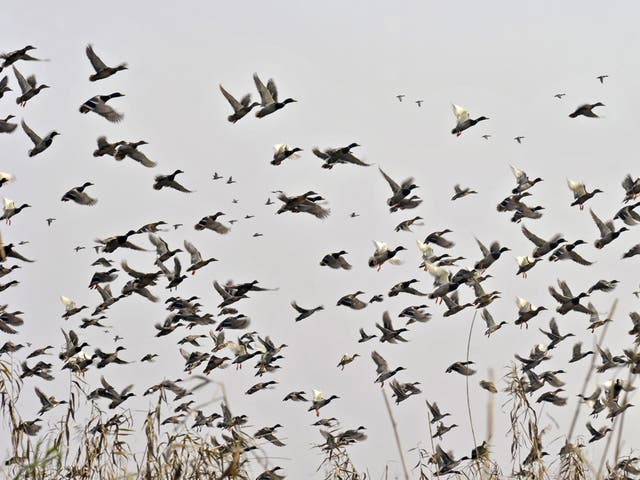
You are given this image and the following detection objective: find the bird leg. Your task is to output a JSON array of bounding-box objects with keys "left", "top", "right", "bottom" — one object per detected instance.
[{"left": 316, "top": 409, "right": 320, "bottom": 417}]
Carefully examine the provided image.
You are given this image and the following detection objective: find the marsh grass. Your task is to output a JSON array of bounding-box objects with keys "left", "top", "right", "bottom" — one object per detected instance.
[{"left": 2, "top": 300, "right": 639, "bottom": 479}]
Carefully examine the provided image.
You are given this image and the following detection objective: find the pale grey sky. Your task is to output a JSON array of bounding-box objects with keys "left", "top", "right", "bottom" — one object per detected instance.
[{"left": 1, "top": 1, "right": 640, "bottom": 478}]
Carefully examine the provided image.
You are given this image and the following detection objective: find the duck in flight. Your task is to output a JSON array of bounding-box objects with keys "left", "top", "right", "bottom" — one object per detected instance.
[{"left": 451, "top": 104, "right": 488, "bottom": 136}]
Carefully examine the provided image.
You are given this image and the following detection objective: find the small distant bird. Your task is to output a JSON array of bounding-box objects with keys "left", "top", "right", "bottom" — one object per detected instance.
[
  {"left": 79, "top": 93, "right": 125, "bottom": 123},
  {"left": 320, "top": 251, "right": 352, "bottom": 270},
  {"left": 415, "top": 100, "right": 423, "bottom": 107},
  {"left": 227, "top": 176, "right": 236, "bottom": 184},
  {"left": 219, "top": 84, "right": 260, "bottom": 123},
  {"left": 21, "top": 120, "right": 59, "bottom": 157},
  {"left": 394, "top": 216, "right": 423, "bottom": 232},
  {"left": 567, "top": 180, "right": 603, "bottom": 210},
  {"left": 2, "top": 198, "right": 31, "bottom": 225},
  {"left": 451, "top": 185, "right": 477, "bottom": 201},
  {"left": 45, "top": 218, "right": 55, "bottom": 226},
  {"left": 482, "top": 134, "right": 491, "bottom": 140},
  {"left": 554, "top": 93, "right": 566, "bottom": 99},
  {"left": 265, "top": 198, "right": 273, "bottom": 205},
  {"left": 569, "top": 103, "right": 605, "bottom": 118},
  {"left": 85, "top": 45, "right": 127, "bottom": 81},
  {"left": 13, "top": 65, "right": 49, "bottom": 106},
  {"left": 337, "top": 353, "right": 359, "bottom": 370},
  {"left": 516, "top": 256, "right": 540, "bottom": 278},
  {"left": 358, "top": 328, "right": 376, "bottom": 343},
  {"left": 195, "top": 212, "right": 229, "bottom": 234},
  {"left": 350, "top": 212, "right": 360, "bottom": 218},
  {"left": 291, "top": 301, "right": 323, "bottom": 322},
  {"left": 451, "top": 104, "right": 489, "bottom": 136},
  {"left": 153, "top": 170, "right": 193, "bottom": 192},
  {"left": 61, "top": 182, "right": 97, "bottom": 205},
  {"left": 514, "top": 136, "right": 525, "bottom": 144},
  {"left": 212, "top": 172, "right": 223, "bottom": 180},
  {"left": 74, "top": 246, "right": 85, "bottom": 253},
  {"left": 596, "top": 75, "right": 608, "bottom": 84},
  {"left": 252, "top": 233, "right": 263, "bottom": 238},
  {"left": 479, "top": 380, "right": 497, "bottom": 393},
  {"left": 396, "top": 94, "right": 405, "bottom": 102},
  {"left": 586, "top": 422, "right": 611, "bottom": 442},
  {"left": 272, "top": 144, "right": 302, "bottom": 166},
  {"left": 482, "top": 309, "right": 507, "bottom": 337},
  {"left": 446, "top": 361, "right": 476, "bottom": 376}
]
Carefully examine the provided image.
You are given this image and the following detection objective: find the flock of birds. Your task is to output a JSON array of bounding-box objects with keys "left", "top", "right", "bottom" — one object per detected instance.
[{"left": 2, "top": 43, "right": 640, "bottom": 479}]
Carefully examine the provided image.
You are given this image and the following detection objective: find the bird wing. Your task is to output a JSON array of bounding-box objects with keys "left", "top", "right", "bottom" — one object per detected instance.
[
  {"left": 378, "top": 167, "right": 400, "bottom": 193},
  {"left": 253, "top": 73, "right": 274, "bottom": 105},
  {"left": 60, "top": 295, "right": 76, "bottom": 311},
  {"left": 452, "top": 104, "right": 469, "bottom": 123},
  {"left": 3, "top": 197, "right": 14, "bottom": 211},
  {"left": 371, "top": 350, "right": 389, "bottom": 373},
  {"left": 510, "top": 164, "right": 526, "bottom": 183},
  {"left": 312, "top": 147, "right": 329, "bottom": 160},
  {"left": 213, "top": 281, "right": 231, "bottom": 300},
  {"left": 475, "top": 238, "right": 489, "bottom": 257},
  {"left": 416, "top": 240, "right": 434, "bottom": 259},
  {"left": 148, "top": 233, "right": 169, "bottom": 256},
  {"left": 427, "top": 263, "right": 449, "bottom": 285},
  {"left": 373, "top": 240, "right": 388, "bottom": 253},
  {"left": 589, "top": 209, "right": 610, "bottom": 237},
  {"left": 129, "top": 149, "right": 156, "bottom": 168},
  {"left": 340, "top": 152, "right": 369, "bottom": 166},
  {"left": 21, "top": 120, "right": 42, "bottom": 145},
  {"left": 585, "top": 422, "right": 599, "bottom": 436},
  {"left": 558, "top": 279, "right": 574, "bottom": 298},
  {"left": 572, "top": 343, "right": 582, "bottom": 357},
  {"left": 290, "top": 301, "right": 305, "bottom": 314},
  {"left": 516, "top": 297, "right": 531, "bottom": 312},
  {"left": 382, "top": 311, "right": 393, "bottom": 329},
  {"left": 622, "top": 174, "right": 634, "bottom": 192},
  {"left": 95, "top": 136, "right": 110, "bottom": 149},
  {"left": 266, "top": 78, "right": 279, "bottom": 102},
  {"left": 312, "top": 389, "right": 324, "bottom": 402},
  {"left": 569, "top": 249, "right": 593, "bottom": 266},
  {"left": 549, "top": 317, "right": 559, "bottom": 336},
  {"left": 86, "top": 45, "right": 108, "bottom": 72},
  {"left": 567, "top": 179, "right": 586, "bottom": 198},
  {"left": 12, "top": 66, "right": 31, "bottom": 94},
  {"left": 521, "top": 225, "right": 545, "bottom": 247},
  {"left": 173, "top": 257, "right": 182, "bottom": 277},
  {"left": 34, "top": 386, "right": 49, "bottom": 405},
  {"left": 481, "top": 308, "right": 495, "bottom": 328},
  {"left": 549, "top": 286, "right": 569, "bottom": 303},
  {"left": 92, "top": 102, "right": 124, "bottom": 123},
  {"left": 183, "top": 240, "right": 202, "bottom": 264},
  {"left": 219, "top": 84, "right": 243, "bottom": 111}
]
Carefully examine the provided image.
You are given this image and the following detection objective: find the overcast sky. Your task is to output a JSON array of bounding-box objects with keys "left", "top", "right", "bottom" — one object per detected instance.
[{"left": 2, "top": 1, "right": 640, "bottom": 478}]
